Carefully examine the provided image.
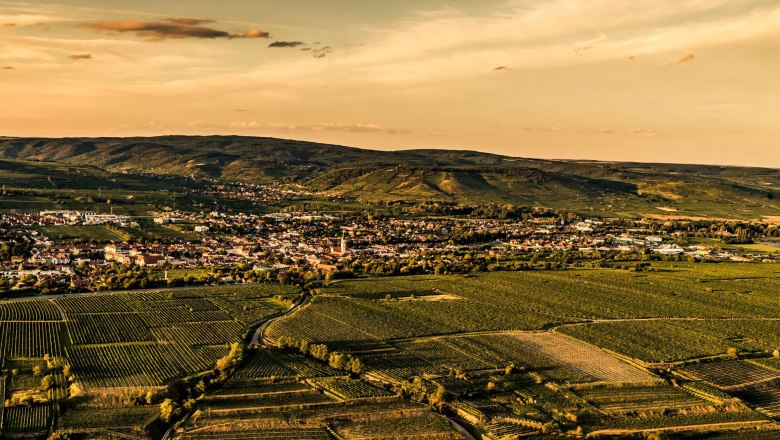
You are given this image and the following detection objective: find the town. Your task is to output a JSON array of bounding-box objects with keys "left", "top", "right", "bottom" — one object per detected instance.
[{"left": 1, "top": 204, "right": 777, "bottom": 295}]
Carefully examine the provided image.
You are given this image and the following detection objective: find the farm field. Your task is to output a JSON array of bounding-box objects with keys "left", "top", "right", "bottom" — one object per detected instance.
[
  {"left": 395, "top": 331, "right": 653, "bottom": 384},
  {"left": 558, "top": 319, "right": 780, "bottom": 363},
  {"left": 261, "top": 266, "right": 780, "bottom": 438},
  {"left": 1, "top": 265, "right": 778, "bottom": 438},
  {"left": 175, "top": 346, "right": 458, "bottom": 439},
  {"left": 35, "top": 225, "right": 128, "bottom": 242},
  {"left": 575, "top": 383, "right": 712, "bottom": 415},
  {"left": 269, "top": 265, "right": 780, "bottom": 352},
  {"left": 678, "top": 360, "right": 780, "bottom": 389},
  {"left": 0, "top": 284, "right": 298, "bottom": 438}
]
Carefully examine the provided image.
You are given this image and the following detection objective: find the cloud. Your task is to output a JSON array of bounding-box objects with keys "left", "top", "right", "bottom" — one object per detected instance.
[
  {"left": 69, "top": 53, "right": 92, "bottom": 60},
  {"left": 668, "top": 53, "right": 694, "bottom": 66},
  {"left": 629, "top": 128, "right": 657, "bottom": 137},
  {"left": 187, "top": 120, "right": 399, "bottom": 134},
  {"left": 312, "top": 46, "right": 333, "bottom": 58},
  {"left": 242, "top": 29, "right": 270, "bottom": 39},
  {"left": 493, "top": 65, "right": 509, "bottom": 71},
  {"left": 82, "top": 19, "right": 270, "bottom": 42},
  {"left": 1, "top": 66, "right": 14, "bottom": 70},
  {"left": 166, "top": 18, "right": 215, "bottom": 26},
  {"left": 3, "top": 23, "right": 15, "bottom": 27},
  {"left": 269, "top": 41, "right": 305, "bottom": 48}
]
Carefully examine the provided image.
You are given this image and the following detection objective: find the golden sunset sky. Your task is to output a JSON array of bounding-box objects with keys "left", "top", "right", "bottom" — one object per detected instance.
[{"left": 1, "top": 1, "right": 778, "bottom": 166}]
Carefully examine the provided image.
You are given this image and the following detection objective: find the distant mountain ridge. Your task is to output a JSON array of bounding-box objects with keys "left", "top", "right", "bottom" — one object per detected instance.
[{"left": 0, "top": 135, "right": 777, "bottom": 218}]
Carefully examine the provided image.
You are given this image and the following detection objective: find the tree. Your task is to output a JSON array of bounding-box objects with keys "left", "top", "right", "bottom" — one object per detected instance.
[
  {"left": 159, "top": 398, "right": 179, "bottom": 423},
  {"left": 40, "top": 375, "right": 55, "bottom": 390}
]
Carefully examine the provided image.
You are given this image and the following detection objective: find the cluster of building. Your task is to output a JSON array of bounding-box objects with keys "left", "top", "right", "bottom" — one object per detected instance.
[{"left": 0, "top": 209, "right": 775, "bottom": 290}]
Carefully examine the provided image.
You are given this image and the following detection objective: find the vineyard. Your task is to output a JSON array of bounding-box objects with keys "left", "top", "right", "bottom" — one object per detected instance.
[
  {"left": 575, "top": 384, "right": 710, "bottom": 415},
  {"left": 310, "top": 377, "right": 395, "bottom": 400},
  {"left": 558, "top": 319, "right": 780, "bottom": 363},
  {"left": 1, "top": 405, "right": 52, "bottom": 434},
  {"left": 0, "top": 284, "right": 298, "bottom": 438},
  {"left": 731, "top": 379, "right": 780, "bottom": 417},
  {"left": 679, "top": 360, "right": 780, "bottom": 389}
]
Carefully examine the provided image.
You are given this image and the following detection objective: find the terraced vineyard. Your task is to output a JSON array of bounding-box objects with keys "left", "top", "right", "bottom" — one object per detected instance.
[
  {"left": 311, "top": 377, "right": 395, "bottom": 400},
  {"left": 679, "top": 360, "right": 780, "bottom": 389},
  {"left": 576, "top": 384, "right": 710, "bottom": 415},
  {"left": 0, "top": 284, "right": 298, "bottom": 438},
  {"left": 731, "top": 379, "right": 780, "bottom": 417},
  {"left": 2, "top": 405, "right": 52, "bottom": 434},
  {"left": 2, "top": 265, "right": 779, "bottom": 438}
]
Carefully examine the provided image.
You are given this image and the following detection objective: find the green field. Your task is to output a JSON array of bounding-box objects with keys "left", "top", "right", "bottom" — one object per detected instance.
[
  {"left": 0, "top": 284, "right": 299, "bottom": 438},
  {"left": 2, "top": 264, "right": 778, "bottom": 438}
]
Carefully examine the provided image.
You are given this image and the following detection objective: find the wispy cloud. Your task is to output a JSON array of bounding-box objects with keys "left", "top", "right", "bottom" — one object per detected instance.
[
  {"left": 668, "top": 52, "right": 694, "bottom": 66},
  {"left": 187, "top": 120, "right": 404, "bottom": 134},
  {"left": 82, "top": 19, "right": 270, "bottom": 42},
  {"left": 68, "top": 53, "right": 92, "bottom": 60},
  {"left": 269, "top": 40, "right": 304, "bottom": 48}
]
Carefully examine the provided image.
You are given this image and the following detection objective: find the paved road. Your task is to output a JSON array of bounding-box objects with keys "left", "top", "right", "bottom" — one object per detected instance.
[{"left": 250, "top": 292, "right": 310, "bottom": 347}]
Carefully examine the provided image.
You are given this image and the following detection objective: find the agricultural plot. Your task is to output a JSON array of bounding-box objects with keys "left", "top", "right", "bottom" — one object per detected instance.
[
  {"left": 56, "top": 294, "right": 133, "bottom": 314},
  {"left": 0, "top": 321, "right": 63, "bottom": 360},
  {"left": 217, "top": 379, "right": 312, "bottom": 396},
  {"left": 750, "top": 357, "right": 780, "bottom": 372},
  {"left": 1, "top": 404, "right": 51, "bottom": 434},
  {"left": 161, "top": 321, "right": 244, "bottom": 347},
  {"left": 361, "top": 350, "right": 442, "bottom": 383},
  {"left": 267, "top": 295, "right": 565, "bottom": 349},
  {"left": 731, "top": 379, "right": 780, "bottom": 417},
  {"left": 329, "top": 407, "right": 460, "bottom": 440},
  {"left": 176, "top": 400, "right": 458, "bottom": 439},
  {"left": 49, "top": 285, "right": 292, "bottom": 390},
  {"left": 401, "top": 332, "right": 652, "bottom": 384},
  {"left": 678, "top": 360, "right": 780, "bottom": 389},
  {"left": 176, "top": 428, "right": 332, "bottom": 440},
  {"left": 232, "top": 349, "right": 295, "bottom": 379},
  {"left": 576, "top": 384, "right": 710, "bottom": 416},
  {"left": 0, "top": 299, "right": 61, "bottom": 321},
  {"left": 66, "top": 312, "right": 153, "bottom": 344},
  {"left": 559, "top": 319, "right": 780, "bottom": 363},
  {"left": 272, "top": 351, "right": 344, "bottom": 378},
  {"left": 59, "top": 405, "right": 159, "bottom": 430},
  {"left": 311, "top": 377, "right": 395, "bottom": 400},
  {"left": 66, "top": 343, "right": 183, "bottom": 388},
  {"left": 325, "top": 266, "right": 780, "bottom": 321},
  {"left": 199, "top": 391, "right": 336, "bottom": 411},
  {"left": 35, "top": 225, "right": 126, "bottom": 242}
]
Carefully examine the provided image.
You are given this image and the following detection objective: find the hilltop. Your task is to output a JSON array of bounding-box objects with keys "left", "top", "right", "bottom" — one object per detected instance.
[{"left": 0, "top": 135, "right": 777, "bottom": 218}]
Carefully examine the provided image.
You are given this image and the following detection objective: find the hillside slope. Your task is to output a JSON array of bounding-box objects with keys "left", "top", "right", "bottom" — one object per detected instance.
[{"left": 0, "top": 136, "right": 777, "bottom": 218}]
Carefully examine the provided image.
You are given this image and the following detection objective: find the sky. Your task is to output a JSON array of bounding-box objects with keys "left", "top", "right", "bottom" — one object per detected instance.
[{"left": 1, "top": 0, "right": 779, "bottom": 167}]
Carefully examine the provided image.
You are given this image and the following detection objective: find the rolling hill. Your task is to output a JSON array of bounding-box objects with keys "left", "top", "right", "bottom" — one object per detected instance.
[{"left": 0, "top": 135, "right": 777, "bottom": 218}]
